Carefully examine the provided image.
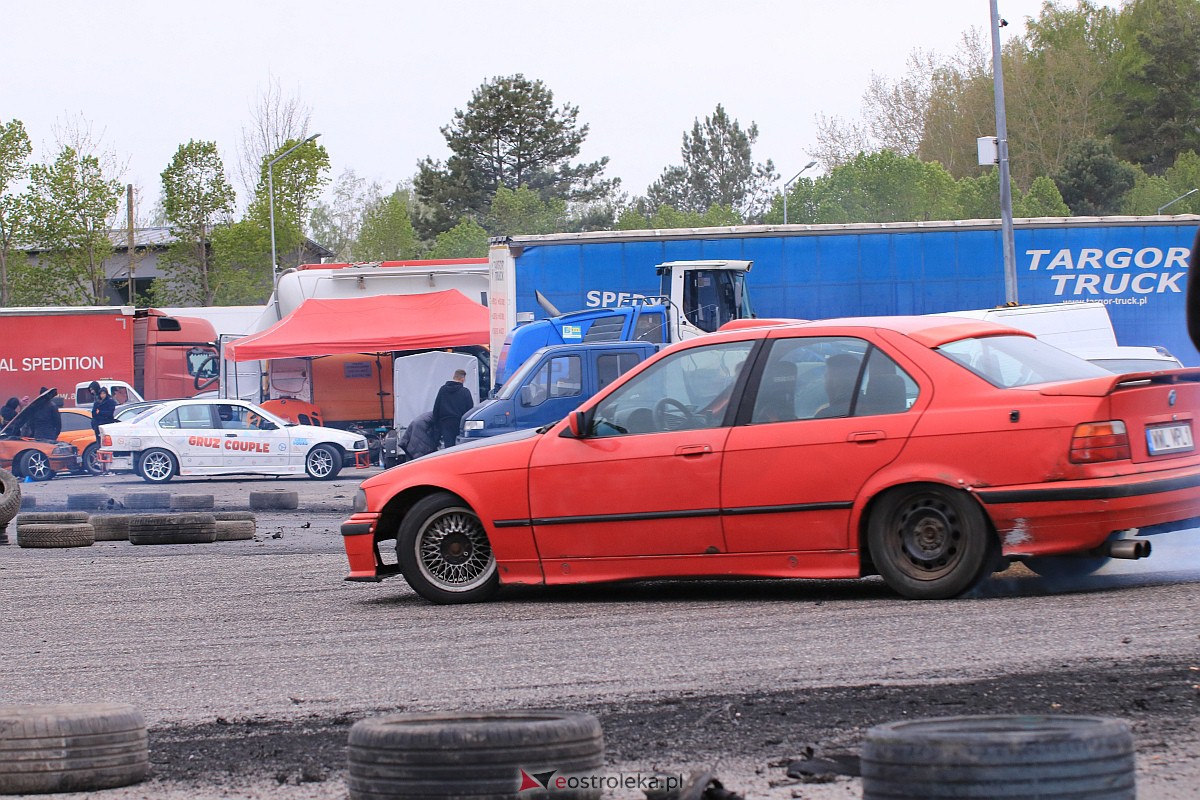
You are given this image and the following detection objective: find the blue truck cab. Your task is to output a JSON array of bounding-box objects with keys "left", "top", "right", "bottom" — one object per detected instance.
[{"left": 461, "top": 341, "right": 657, "bottom": 441}]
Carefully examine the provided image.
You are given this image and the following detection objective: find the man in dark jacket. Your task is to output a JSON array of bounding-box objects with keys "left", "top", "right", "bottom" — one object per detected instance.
[
  {"left": 91, "top": 386, "right": 117, "bottom": 438},
  {"left": 431, "top": 369, "right": 474, "bottom": 449},
  {"left": 30, "top": 388, "right": 62, "bottom": 441},
  {"left": 397, "top": 411, "right": 439, "bottom": 460}
]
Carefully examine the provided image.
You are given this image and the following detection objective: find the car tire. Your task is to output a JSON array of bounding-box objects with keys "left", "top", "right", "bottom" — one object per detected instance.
[
  {"left": 18, "top": 449, "right": 54, "bottom": 482},
  {"left": 304, "top": 444, "right": 342, "bottom": 480},
  {"left": 397, "top": 492, "right": 499, "bottom": 604},
  {"left": 124, "top": 492, "right": 171, "bottom": 510},
  {"left": 0, "top": 703, "right": 148, "bottom": 794},
  {"left": 169, "top": 494, "right": 215, "bottom": 511},
  {"left": 0, "top": 467, "right": 21, "bottom": 526},
  {"left": 861, "top": 715, "right": 1134, "bottom": 799},
  {"left": 82, "top": 442, "right": 106, "bottom": 476},
  {"left": 16, "top": 522, "right": 95, "bottom": 548},
  {"left": 867, "top": 484, "right": 995, "bottom": 600},
  {"left": 1023, "top": 555, "right": 1111, "bottom": 579},
  {"left": 90, "top": 514, "right": 133, "bottom": 542},
  {"left": 347, "top": 711, "right": 604, "bottom": 800},
  {"left": 127, "top": 513, "right": 217, "bottom": 545},
  {"left": 137, "top": 448, "right": 177, "bottom": 484},
  {"left": 17, "top": 511, "right": 90, "bottom": 525},
  {"left": 249, "top": 490, "right": 299, "bottom": 510},
  {"left": 214, "top": 512, "right": 256, "bottom": 541}
]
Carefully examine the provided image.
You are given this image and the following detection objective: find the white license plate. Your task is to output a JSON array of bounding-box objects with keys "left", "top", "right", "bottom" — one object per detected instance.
[{"left": 1146, "top": 423, "right": 1194, "bottom": 455}]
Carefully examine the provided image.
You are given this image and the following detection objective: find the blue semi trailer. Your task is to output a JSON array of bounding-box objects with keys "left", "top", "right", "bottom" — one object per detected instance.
[{"left": 493, "top": 215, "right": 1200, "bottom": 366}]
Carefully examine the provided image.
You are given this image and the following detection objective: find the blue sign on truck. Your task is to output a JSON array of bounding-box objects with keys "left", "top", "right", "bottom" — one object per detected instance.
[{"left": 501, "top": 216, "right": 1200, "bottom": 366}]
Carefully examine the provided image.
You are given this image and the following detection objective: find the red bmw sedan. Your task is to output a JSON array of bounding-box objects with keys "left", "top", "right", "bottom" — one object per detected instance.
[{"left": 343, "top": 316, "right": 1200, "bottom": 603}]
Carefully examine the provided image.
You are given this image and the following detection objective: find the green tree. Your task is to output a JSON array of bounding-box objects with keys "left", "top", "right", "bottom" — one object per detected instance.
[
  {"left": 352, "top": 189, "right": 419, "bottom": 261},
  {"left": 487, "top": 186, "right": 568, "bottom": 236},
  {"left": 1016, "top": 175, "right": 1071, "bottom": 217},
  {"left": 1109, "top": 0, "right": 1200, "bottom": 173},
  {"left": 645, "top": 104, "right": 778, "bottom": 221},
  {"left": 1052, "top": 138, "right": 1137, "bottom": 215},
  {"left": 814, "top": 151, "right": 958, "bottom": 223},
  {"left": 156, "top": 140, "right": 236, "bottom": 305},
  {"left": 1122, "top": 150, "right": 1200, "bottom": 214},
  {"left": 426, "top": 218, "right": 488, "bottom": 259},
  {"left": 207, "top": 220, "right": 275, "bottom": 304},
  {"left": 310, "top": 169, "right": 382, "bottom": 262},
  {"left": 19, "top": 146, "right": 122, "bottom": 305},
  {"left": 414, "top": 74, "right": 616, "bottom": 238},
  {"left": 0, "top": 119, "right": 33, "bottom": 306}
]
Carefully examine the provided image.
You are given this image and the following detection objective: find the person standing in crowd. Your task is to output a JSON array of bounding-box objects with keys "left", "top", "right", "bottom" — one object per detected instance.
[
  {"left": 31, "top": 388, "right": 62, "bottom": 441},
  {"left": 397, "top": 411, "right": 439, "bottom": 461},
  {"left": 0, "top": 397, "right": 18, "bottom": 428},
  {"left": 91, "top": 386, "right": 116, "bottom": 438},
  {"left": 431, "top": 368, "right": 474, "bottom": 449}
]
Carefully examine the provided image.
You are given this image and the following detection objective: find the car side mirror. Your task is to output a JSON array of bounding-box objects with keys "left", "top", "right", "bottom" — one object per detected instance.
[{"left": 565, "top": 410, "right": 591, "bottom": 438}]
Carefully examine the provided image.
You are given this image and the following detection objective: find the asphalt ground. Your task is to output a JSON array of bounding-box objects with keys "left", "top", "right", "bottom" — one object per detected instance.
[{"left": 1, "top": 468, "right": 1198, "bottom": 799}]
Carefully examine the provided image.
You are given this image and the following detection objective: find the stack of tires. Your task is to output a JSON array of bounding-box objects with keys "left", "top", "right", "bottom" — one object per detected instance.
[
  {"left": 14, "top": 512, "right": 95, "bottom": 548},
  {"left": 0, "top": 468, "right": 20, "bottom": 543},
  {"left": 128, "top": 514, "right": 217, "bottom": 545}
]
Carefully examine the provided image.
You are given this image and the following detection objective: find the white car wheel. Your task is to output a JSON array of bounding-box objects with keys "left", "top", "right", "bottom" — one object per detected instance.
[
  {"left": 305, "top": 444, "right": 341, "bottom": 480},
  {"left": 137, "top": 449, "right": 176, "bottom": 484}
]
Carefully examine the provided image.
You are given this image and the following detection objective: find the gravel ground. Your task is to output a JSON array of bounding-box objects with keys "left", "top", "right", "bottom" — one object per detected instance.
[{"left": 2, "top": 469, "right": 1198, "bottom": 799}]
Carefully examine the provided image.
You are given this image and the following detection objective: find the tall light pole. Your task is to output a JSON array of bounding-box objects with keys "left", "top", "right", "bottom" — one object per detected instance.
[
  {"left": 783, "top": 161, "right": 818, "bottom": 225},
  {"left": 268, "top": 132, "right": 321, "bottom": 286},
  {"left": 990, "top": 2, "right": 1017, "bottom": 305}
]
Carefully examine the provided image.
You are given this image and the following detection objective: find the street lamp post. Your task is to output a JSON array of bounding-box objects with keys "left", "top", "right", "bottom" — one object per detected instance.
[
  {"left": 1158, "top": 188, "right": 1199, "bottom": 215},
  {"left": 783, "top": 161, "right": 818, "bottom": 225},
  {"left": 268, "top": 132, "right": 321, "bottom": 285},
  {"left": 989, "top": 1, "right": 1017, "bottom": 305}
]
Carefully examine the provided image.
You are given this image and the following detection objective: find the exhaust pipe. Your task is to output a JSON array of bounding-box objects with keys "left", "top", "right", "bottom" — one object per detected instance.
[{"left": 1104, "top": 539, "right": 1152, "bottom": 559}]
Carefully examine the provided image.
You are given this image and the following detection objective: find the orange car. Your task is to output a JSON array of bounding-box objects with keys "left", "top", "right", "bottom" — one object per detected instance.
[
  {"left": 343, "top": 316, "right": 1200, "bottom": 603},
  {"left": 0, "top": 390, "right": 81, "bottom": 481},
  {"left": 58, "top": 408, "right": 104, "bottom": 476}
]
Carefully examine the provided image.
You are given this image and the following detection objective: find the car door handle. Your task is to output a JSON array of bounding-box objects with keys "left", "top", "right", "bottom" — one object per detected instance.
[
  {"left": 847, "top": 431, "right": 885, "bottom": 443},
  {"left": 674, "top": 444, "right": 713, "bottom": 457},
  {"left": 225, "top": 433, "right": 238, "bottom": 437}
]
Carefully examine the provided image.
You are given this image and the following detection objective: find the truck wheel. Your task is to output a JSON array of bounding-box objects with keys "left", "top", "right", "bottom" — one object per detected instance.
[
  {"left": 83, "top": 443, "right": 106, "bottom": 476},
  {"left": 18, "top": 450, "right": 54, "bottom": 482},
  {"left": 137, "top": 449, "right": 176, "bottom": 484},
  {"left": 305, "top": 444, "right": 341, "bottom": 480},
  {"left": 867, "top": 484, "right": 995, "bottom": 600},
  {"left": 0, "top": 703, "right": 148, "bottom": 794},
  {"left": 397, "top": 492, "right": 498, "bottom": 604}
]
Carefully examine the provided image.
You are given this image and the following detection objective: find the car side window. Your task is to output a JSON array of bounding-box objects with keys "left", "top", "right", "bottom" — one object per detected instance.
[
  {"left": 522, "top": 356, "right": 581, "bottom": 408},
  {"left": 60, "top": 415, "right": 92, "bottom": 433},
  {"left": 748, "top": 337, "right": 918, "bottom": 424},
  {"left": 596, "top": 352, "right": 642, "bottom": 391},
  {"left": 590, "top": 340, "right": 754, "bottom": 436},
  {"left": 218, "top": 404, "right": 257, "bottom": 430},
  {"left": 159, "top": 406, "right": 213, "bottom": 430}
]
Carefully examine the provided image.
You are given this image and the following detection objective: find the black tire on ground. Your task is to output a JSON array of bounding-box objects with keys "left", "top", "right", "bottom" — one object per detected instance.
[
  {"left": 0, "top": 703, "right": 148, "bottom": 794},
  {"left": 249, "top": 490, "right": 299, "bottom": 511},
  {"left": 16, "top": 511, "right": 90, "bottom": 526},
  {"left": 16, "top": 522, "right": 95, "bottom": 548},
  {"left": 1023, "top": 555, "right": 1112, "bottom": 579},
  {"left": 89, "top": 514, "right": 134, "bottom": 542},
  {"left": 304, "top": 443, "right": 342, "bottom": 480},
  {"left": 124, "top": 492, "right": 171, "bottom": 510},
  {"left": 215, "top": 519, "right": 255, "bottom": 541},
  {"left": 214, "top": 511, "right": 256, "bottom": 521},
  {"left": 67, "top": 492, "right": 112, "bottom": 511},
  {"left": 396, "top": 492, "right": 499, "bottom": 604},
  {"left": 861, "top": 715, "right": 1135, "bottom": 799},
  {"left": 0, "top": 467, "right": 21, "bottom": 526},
  {"left": 169, "top": 494, "right": 215, "bottom": 511},
  {"left": 18, "top": 449, "right": 55, "bottom": 482},
  {"left": 347, "top": 711, "right": 604, "bottom": 800},
  {"left": 127, "top": 513, "right": 217, "bottom": 545},
  {"left": 82, "top": 442, "right": 106, "bottom": 476},
  {"left": 866, "top": 484, "right": 996, "bottom": 600},
  {"left": 136, "top": 448, "right": 177, "bottom": 484}
]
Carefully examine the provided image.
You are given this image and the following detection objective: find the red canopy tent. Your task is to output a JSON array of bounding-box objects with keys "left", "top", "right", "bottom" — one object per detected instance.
[{"left": 225, "top": 290, "right": 488, "bottom": 362}]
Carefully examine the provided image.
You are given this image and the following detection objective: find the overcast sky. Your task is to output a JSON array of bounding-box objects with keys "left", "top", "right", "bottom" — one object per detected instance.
[{"left": 6, "top": 1, "right": 1102, "bottom": 214}]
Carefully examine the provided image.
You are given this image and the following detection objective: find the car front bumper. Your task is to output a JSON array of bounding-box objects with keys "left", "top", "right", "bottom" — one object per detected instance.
[{"left": 341, "top": 512, "right": 402, "bottom": 582}]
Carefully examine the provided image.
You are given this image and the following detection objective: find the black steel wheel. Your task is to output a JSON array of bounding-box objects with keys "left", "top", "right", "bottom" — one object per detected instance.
[
  {"left": 867, "top": 485, "right": 994, "bottom": 599},
  {"left": 397, "top": 492, "right": 498, "bottom": 604}
]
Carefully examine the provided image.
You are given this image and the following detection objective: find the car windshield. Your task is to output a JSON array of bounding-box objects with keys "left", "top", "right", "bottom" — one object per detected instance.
[{"left": 936, "top": 335, "right": 1110, "bottom": 388}]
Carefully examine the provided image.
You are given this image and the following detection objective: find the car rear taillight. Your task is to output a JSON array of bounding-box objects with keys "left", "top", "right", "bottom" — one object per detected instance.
[
  {"left": 102, "top": 434, "right": 112, "bottom": 447},
  {"left": 1069, "top": 421, "right": 1130, "bottom": 463}
]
